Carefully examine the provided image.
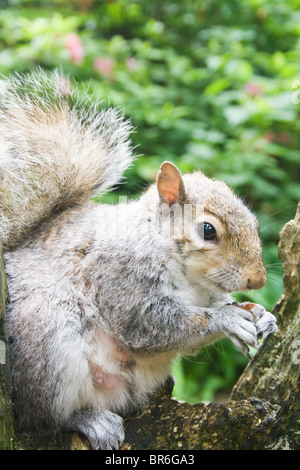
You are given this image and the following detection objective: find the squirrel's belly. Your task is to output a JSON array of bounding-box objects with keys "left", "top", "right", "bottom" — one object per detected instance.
[
  {"left": 89, "top": 363, "right": 123, "bottom": 390},
  {"left": 88, "top": 329, "right": 175, "bottom": 403},
  {"left": 88, "top": 328, "right": 134, "bottom": 395}
]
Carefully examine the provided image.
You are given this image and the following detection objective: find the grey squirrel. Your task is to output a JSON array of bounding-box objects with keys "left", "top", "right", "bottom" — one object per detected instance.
[{"left": 0, "top": 70, "right": 277, "bottom": 450}]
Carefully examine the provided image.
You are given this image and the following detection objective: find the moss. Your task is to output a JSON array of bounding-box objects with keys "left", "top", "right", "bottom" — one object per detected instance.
[{"left": 0, "top": 244, "right": 15, "bottom": 450}]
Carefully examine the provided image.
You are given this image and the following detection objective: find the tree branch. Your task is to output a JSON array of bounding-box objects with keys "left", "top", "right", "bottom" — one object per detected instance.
[{"left": 0, "top": 244, "right": 14, "bottom": 450}]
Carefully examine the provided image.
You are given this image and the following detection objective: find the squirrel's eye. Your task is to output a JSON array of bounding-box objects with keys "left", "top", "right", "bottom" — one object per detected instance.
[{"left": 198, "top": 222, "right": 217, "bottom": 242}]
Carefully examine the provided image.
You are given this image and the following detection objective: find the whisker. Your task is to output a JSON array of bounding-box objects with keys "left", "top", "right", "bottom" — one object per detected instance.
[
  {"left": 266, "top": 275, "right": 283, "bottom": 285},
  {"left": 265, "top": 263, "right": 282, "bottom": 266},
  {"left": 257, "top": 206, "right": 292, "bottom": 225},
  {"left": 204, "top": 270, "right": 229, "bottom": 280},
  {"left": 180, "top": 355, "right": 206, "bottom": 365},
  {"left": 206, "top": 284, "right": 221, "bottom": 303},
  {"left": 260, "top": 222, "right": 285, "bottom": 232},
  {"left": 203, "top": 272, "right": 219, "bottom": 280}
]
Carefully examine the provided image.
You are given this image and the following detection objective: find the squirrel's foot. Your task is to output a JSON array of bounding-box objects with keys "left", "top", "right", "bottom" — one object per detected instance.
[
  {"left": 67, "top": 409, "right": 125, "bottom": 450},
  {"left": 235, "top": 302, "right": 278, "bottom": 340}
]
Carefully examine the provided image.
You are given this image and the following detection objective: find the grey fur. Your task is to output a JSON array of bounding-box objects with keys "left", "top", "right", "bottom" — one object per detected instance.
[
  {"left": 1, "top": 71, "right": 277, "bottom": 450},
  {"left": 66, "top": 410, "right": 125, "bottom": 450},
  {"left": 0, "top": 69, "right": 134, "bottom": 250}
]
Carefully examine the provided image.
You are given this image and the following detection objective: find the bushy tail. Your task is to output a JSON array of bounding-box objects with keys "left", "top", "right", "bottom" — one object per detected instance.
[{"left": 0, "top": 69, "right": 134, "bottom": 251}]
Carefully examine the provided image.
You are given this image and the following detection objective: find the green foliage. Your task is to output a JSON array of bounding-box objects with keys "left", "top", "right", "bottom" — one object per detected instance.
[
  {"left": 1, "top": 0, "right": 299, "bottom": 403},
  {"left": 172, "top": 338, "right": 250, "bottom": 404}
]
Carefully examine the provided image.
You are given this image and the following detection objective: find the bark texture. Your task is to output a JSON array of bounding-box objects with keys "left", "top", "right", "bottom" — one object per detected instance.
[
  {"left": 1, "top": 202, "right": 300, "bottom": 450},
  {"left": 0, "top": 244, "right": 14, "bottom": 450}
]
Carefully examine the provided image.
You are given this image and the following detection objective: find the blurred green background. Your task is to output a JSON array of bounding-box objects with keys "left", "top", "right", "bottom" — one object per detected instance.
[{"left": 1, "top": 0, "right": 299, "bottom": 404}]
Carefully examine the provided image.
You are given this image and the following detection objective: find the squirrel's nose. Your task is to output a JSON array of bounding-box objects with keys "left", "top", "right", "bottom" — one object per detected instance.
[{"left": 246, "top": 268, "right": 267, "bottom": 290}]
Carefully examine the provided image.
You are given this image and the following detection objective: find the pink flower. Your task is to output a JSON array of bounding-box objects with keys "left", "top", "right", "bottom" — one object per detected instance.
[
  {"left": 125, "top": 57, "right": 137, "bottom": 72},
  {"left": 261, "top": 131, "right": 291, "bottom": 144},
  {"left": 278, "top": 132, "right": 291, "bottom": 144},
  {"left": 65, "top": 33, "right": 85, "bottom": 64},
  {"left": 262, "top": 131, "right": 276, "bottom": 143},
  {"left": 245, "top": 82, "right": 263, "bottom": 97},
  {"left": 94, "top": 57, "right": 116, "bottom": 77}
]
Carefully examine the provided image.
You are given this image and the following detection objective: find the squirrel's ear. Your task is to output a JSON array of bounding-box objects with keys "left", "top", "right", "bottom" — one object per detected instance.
[{"left": 156, "top": 161, "right": 186, "bottom": 206}]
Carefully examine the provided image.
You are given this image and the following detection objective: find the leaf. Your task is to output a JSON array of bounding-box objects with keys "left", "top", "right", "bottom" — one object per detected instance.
[
  {"left": 204, "top": 78, "right": 230, "bottom": 95},
  {"left": 224, "top": 106, "right": 251, "bottom": 126},
  {"left": 187, "top": 143, "right": 216, "bottom": 160}
]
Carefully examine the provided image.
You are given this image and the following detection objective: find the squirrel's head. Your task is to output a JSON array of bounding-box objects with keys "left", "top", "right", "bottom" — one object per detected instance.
[{"left": 155, "top": 161, "right": 267, "bottom": 295}]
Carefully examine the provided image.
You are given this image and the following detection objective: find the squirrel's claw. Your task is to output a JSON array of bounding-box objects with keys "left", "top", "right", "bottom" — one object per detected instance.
[
  {"left": 67, "top": 410, "right": 125, "bottom": 450},
  {"left": 236, "top": 302, "right": 278, "bottom": 341}
]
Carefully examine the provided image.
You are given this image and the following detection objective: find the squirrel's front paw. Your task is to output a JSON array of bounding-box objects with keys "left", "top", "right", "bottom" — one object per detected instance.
[
  {"left": 235, "top": 302, "right": 278, "bottom": 340},
  {"left": 207, "top": 304, "right": 259, "bottom": 357}
]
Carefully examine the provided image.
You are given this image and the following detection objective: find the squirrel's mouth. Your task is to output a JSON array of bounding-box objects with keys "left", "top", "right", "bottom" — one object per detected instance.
[
  {"left": 200, "top": 270, "right": 239, "bottom": 294},
  {"left": 193, "top": 276, "right": 231, "bottom": 295}
]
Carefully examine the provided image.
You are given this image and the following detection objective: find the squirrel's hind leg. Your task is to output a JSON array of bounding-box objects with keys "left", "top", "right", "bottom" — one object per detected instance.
[{"left": 66, "top": 409, "right": 125, "bottom": 450}]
